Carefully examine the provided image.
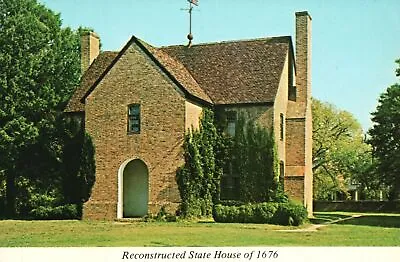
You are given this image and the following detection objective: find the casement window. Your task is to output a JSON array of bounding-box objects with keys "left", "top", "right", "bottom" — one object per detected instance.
[
  {"left": 226, "top": 111, "right": 237, "bottom": 136},
  {"left": 288, "top": 60, "right": 296, "bottom": 101},
  {"left": 279, "top": 161, "right": 285, "bottom": 189},
  {"left": 220, "top": 175, "right": 240, "bottom": 200},
  {"left": 220, "top": 161, "right": 240, "bottom": 200},
  {"left": 128, "top": 104, "right": 140, "bottom": 134},
  {"left": 288, "top": 85, "right": 297, "bottom": 101},
  {"left": 280, "top": 113, "right": 284, "bottom": 140}
]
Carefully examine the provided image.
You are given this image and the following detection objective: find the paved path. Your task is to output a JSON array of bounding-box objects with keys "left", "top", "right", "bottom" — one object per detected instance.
[{"left": 278, "top": 214, "right": 363, "bottom": 232}]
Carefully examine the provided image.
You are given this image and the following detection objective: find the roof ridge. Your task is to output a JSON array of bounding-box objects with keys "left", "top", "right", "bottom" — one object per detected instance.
[
  {"left": 67, "top": 33, "right": 292, "bottom": 112},
  {"left": 145, "top": 42, "right": 213, "bottom": 104},
  {"left": 157, "top": 47, "right": 214, "bottom": 103},
  {"left": 161, "top": 35, "right": 291, "bottom": 104},
  {"left": 160, "top": 35, "right": 291, "bottom": 49},
  {"left": 80, "top": 35, "right": 212, "bottom": 105}
]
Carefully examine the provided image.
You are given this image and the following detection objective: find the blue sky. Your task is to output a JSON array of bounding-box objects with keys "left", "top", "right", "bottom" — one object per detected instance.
[{"left": 39, "top": 0, "right": 400, "bottom": 132}]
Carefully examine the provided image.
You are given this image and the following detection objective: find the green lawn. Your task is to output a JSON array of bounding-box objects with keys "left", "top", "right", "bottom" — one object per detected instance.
[{"left": 1, "top": 212, "right": 399, "bottom": 247}]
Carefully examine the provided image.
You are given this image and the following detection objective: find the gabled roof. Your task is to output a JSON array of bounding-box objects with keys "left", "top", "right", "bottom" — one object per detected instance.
[
  {"left": 162, "top": 36, "right": 291, "bottom": 105},
  {"left": 65, "top": 36, "right": 212, "bottom": 113},
  {"left": 64, "top": 51, "right": 118, "bottom": 112},
  {"left": 65, "top": 36, "right": 292, "bottom": 113},
  {"left": 140, "top": 41, "right": 212, "bottom": 104}
]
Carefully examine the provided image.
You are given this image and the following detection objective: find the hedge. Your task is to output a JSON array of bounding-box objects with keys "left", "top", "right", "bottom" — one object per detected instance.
[
  {"left": 29, "top": 204, "right": 81, "bottom": 220},
  {"left": 314, "top": 200, "right": 400, "bottom": 213},
  {"left": 213, "top": 202, "right": 308, "bottom": 226}
]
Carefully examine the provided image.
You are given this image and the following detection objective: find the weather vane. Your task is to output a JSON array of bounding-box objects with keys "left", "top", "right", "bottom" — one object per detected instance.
[{"left": 184, "top": 0, "right": 198, "bottom": 47}]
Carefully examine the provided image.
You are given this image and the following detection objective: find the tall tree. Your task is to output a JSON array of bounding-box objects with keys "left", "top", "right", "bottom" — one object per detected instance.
[
  {"left": 312, "top": 99, "right": 376, "bottom": 200},
  {"left": 0, "top": 0, "right": 81, "bottom": 216},
  {"left": 368, "top": 60, "right": 400, "bottom": 200}
]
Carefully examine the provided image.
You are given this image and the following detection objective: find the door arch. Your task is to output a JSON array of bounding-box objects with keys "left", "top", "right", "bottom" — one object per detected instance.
[{"left": 120, "top": 159, "right": 149, "bottom": 217}]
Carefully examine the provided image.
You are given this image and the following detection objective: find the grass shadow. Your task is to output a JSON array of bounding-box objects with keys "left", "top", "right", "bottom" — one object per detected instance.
[
  {"left": 310, "top": 213, "right": 352, "bottom": 225},
  {"left": 149, "top": 242, "right": 175, "bottom": 247},
  {"left": 336, "top": 215, "right": 400, "bottom": 228}
]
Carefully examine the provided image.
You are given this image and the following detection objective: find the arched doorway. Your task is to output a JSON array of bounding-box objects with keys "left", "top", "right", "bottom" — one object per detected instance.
[{"left": 122, "top": 159, "right": 149, "bottom": 217}]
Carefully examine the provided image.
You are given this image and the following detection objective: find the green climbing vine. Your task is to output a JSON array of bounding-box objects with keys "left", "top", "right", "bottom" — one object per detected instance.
[
  {"left": 231, "top": 114, "right": 282, "bottom": 203},
  {"left": 176, "top": 109, "right": 222, "bottom": 218},
  {"left": 176, "top": 109, "right": 285, "bottom": 218}
]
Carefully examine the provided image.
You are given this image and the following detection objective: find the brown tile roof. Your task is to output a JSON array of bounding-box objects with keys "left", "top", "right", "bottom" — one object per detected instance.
[
  {"left": 65, "top": 37, "right": 212, "bottom": 113},
  {"left": 64, "top": 51, "right": 118, "bottom": 112},
  {"left": 141, "top": 41, "right": 212, "bottom": 103},
  {"left": 162, "top": 36, "right": 291, "bottom": 105},
  {"left": 65, "top": 36, "right": 291, "bottom": 112}
]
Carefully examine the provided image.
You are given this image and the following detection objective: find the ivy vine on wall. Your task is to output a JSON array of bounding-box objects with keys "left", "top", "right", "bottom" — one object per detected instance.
[
  {"left": 176, "top": 109, "right": 222, "bottom": 218},
  {"left": 231, "top": 114, "right": 282, "bottom": 203},
  {"left": 176, "top": 109, "right": 285, "bottom": 218}
]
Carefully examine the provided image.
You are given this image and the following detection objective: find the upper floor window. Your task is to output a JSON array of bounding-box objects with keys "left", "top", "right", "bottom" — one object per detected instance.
[
  {"left": 279, "top": 161, "right": 285, "bottom": 189},
  {"left": 226, "top": 111, "right": 237, "bottom": 137},
  {"left": 280, "top": 113, "right": 284, "bottom": 140},
  {"left": 288, "top": 85, "right": 297, "bottom": 101},
  {"left": 128, "top": 104, "right": 140, "bottom": 133}
]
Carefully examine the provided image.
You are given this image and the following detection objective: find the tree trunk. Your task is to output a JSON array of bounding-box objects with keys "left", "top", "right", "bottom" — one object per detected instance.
[{"left": 5, "top": 170, "right": 16, "bottom": 218}]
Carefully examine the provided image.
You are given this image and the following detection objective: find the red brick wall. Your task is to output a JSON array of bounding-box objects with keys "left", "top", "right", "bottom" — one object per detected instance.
[
  {"left": 80, "top": 11, "right": 314, "bottom": 219},
  {"left": 286, "top": 119, "right": 306, "bottom": 167},
  {"left": 83, "top": 43, "right": 186, "bottom": 219},
  {"left": 295, "top": 11, "right": 313, "bottom": 214},
  {"left": 285, "top": 118, "right": 306, "bottom": 203},
  {"left": 295, "top": 12, "right": 312, "bottom": 104},
  {"left": 284, "top": 176, "right": 304, "bottom": 203},
  {"left": 283, "top": 11, "right": 313, "bottom": 214}
]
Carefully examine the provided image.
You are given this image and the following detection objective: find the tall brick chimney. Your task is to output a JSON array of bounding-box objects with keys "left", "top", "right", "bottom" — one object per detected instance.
[
  {"left": 296, "top": 11, "right": 313, "bottom": 215},
  {"left": 81, "top": 31, "right": 100, "bottom": 73},
  {"left": 295, "top": 11, "right": 312, "bottom": 104},
  {"left": 285, "top": 11, "right": 313, "bottom": 216}
]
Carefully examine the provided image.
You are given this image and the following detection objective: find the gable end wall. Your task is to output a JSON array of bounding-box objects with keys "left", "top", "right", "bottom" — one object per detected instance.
[
  {"left": 273, "top": 52, "right": 289, "bottom": 165},
  {"left": 83, "top": 43, "right": 187, "bottom": 219}
]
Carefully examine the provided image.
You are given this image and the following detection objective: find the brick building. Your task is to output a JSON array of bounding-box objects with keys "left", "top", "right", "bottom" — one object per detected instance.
[{"left": 65, "top": 11, "right": 313, "bottom": 220}]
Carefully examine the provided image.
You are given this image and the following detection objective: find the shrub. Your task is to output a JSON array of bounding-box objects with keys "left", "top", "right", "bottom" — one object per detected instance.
[
  {"left": 272, "top": 191, "right": 289, "bottom": 203},
  {"left": 143, "top": 206, "right": 178, "bottom": 222},
  {"left": 238, "top": 204, "right": 254, "bottom": 223},
  {"left": 253, "top": 202, "right": 279, "bottom": 223},
  {"left": 0, "top": 199, "right": 4, "bottom": 218},
  {"left": 29, "top": 204, "right": 81, "bottom": 220},
  {"left": 272, "top": 202, "right": 308, "bottom": 226},
  {"left": 213, "top": 204, "right": 242, "bottom": 223},
  {"left": 218, "top": 200, "right": 245, "bottom": 207},
  {"left": 15, "top": 179, "right": 63, "bottom": 218},
  {"left": 155, "top": 206, "right": 177, "bottom": 222},
  {"left": 62, "top": 131, "right": 96, "bottom": 204},
  {"left": 213, "top": 202, "right": 308, "bottom": 225}
]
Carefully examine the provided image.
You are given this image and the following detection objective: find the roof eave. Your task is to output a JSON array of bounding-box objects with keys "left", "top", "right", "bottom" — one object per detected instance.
[
  {"left": 80, "top": 35, "right": 213, "bottom": 107},
  {"left": 80, "top": 36, "right": 138, "bottom": 103},
  {"left": 214, "top": 101, "right": 274, "bottom": 107}
]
